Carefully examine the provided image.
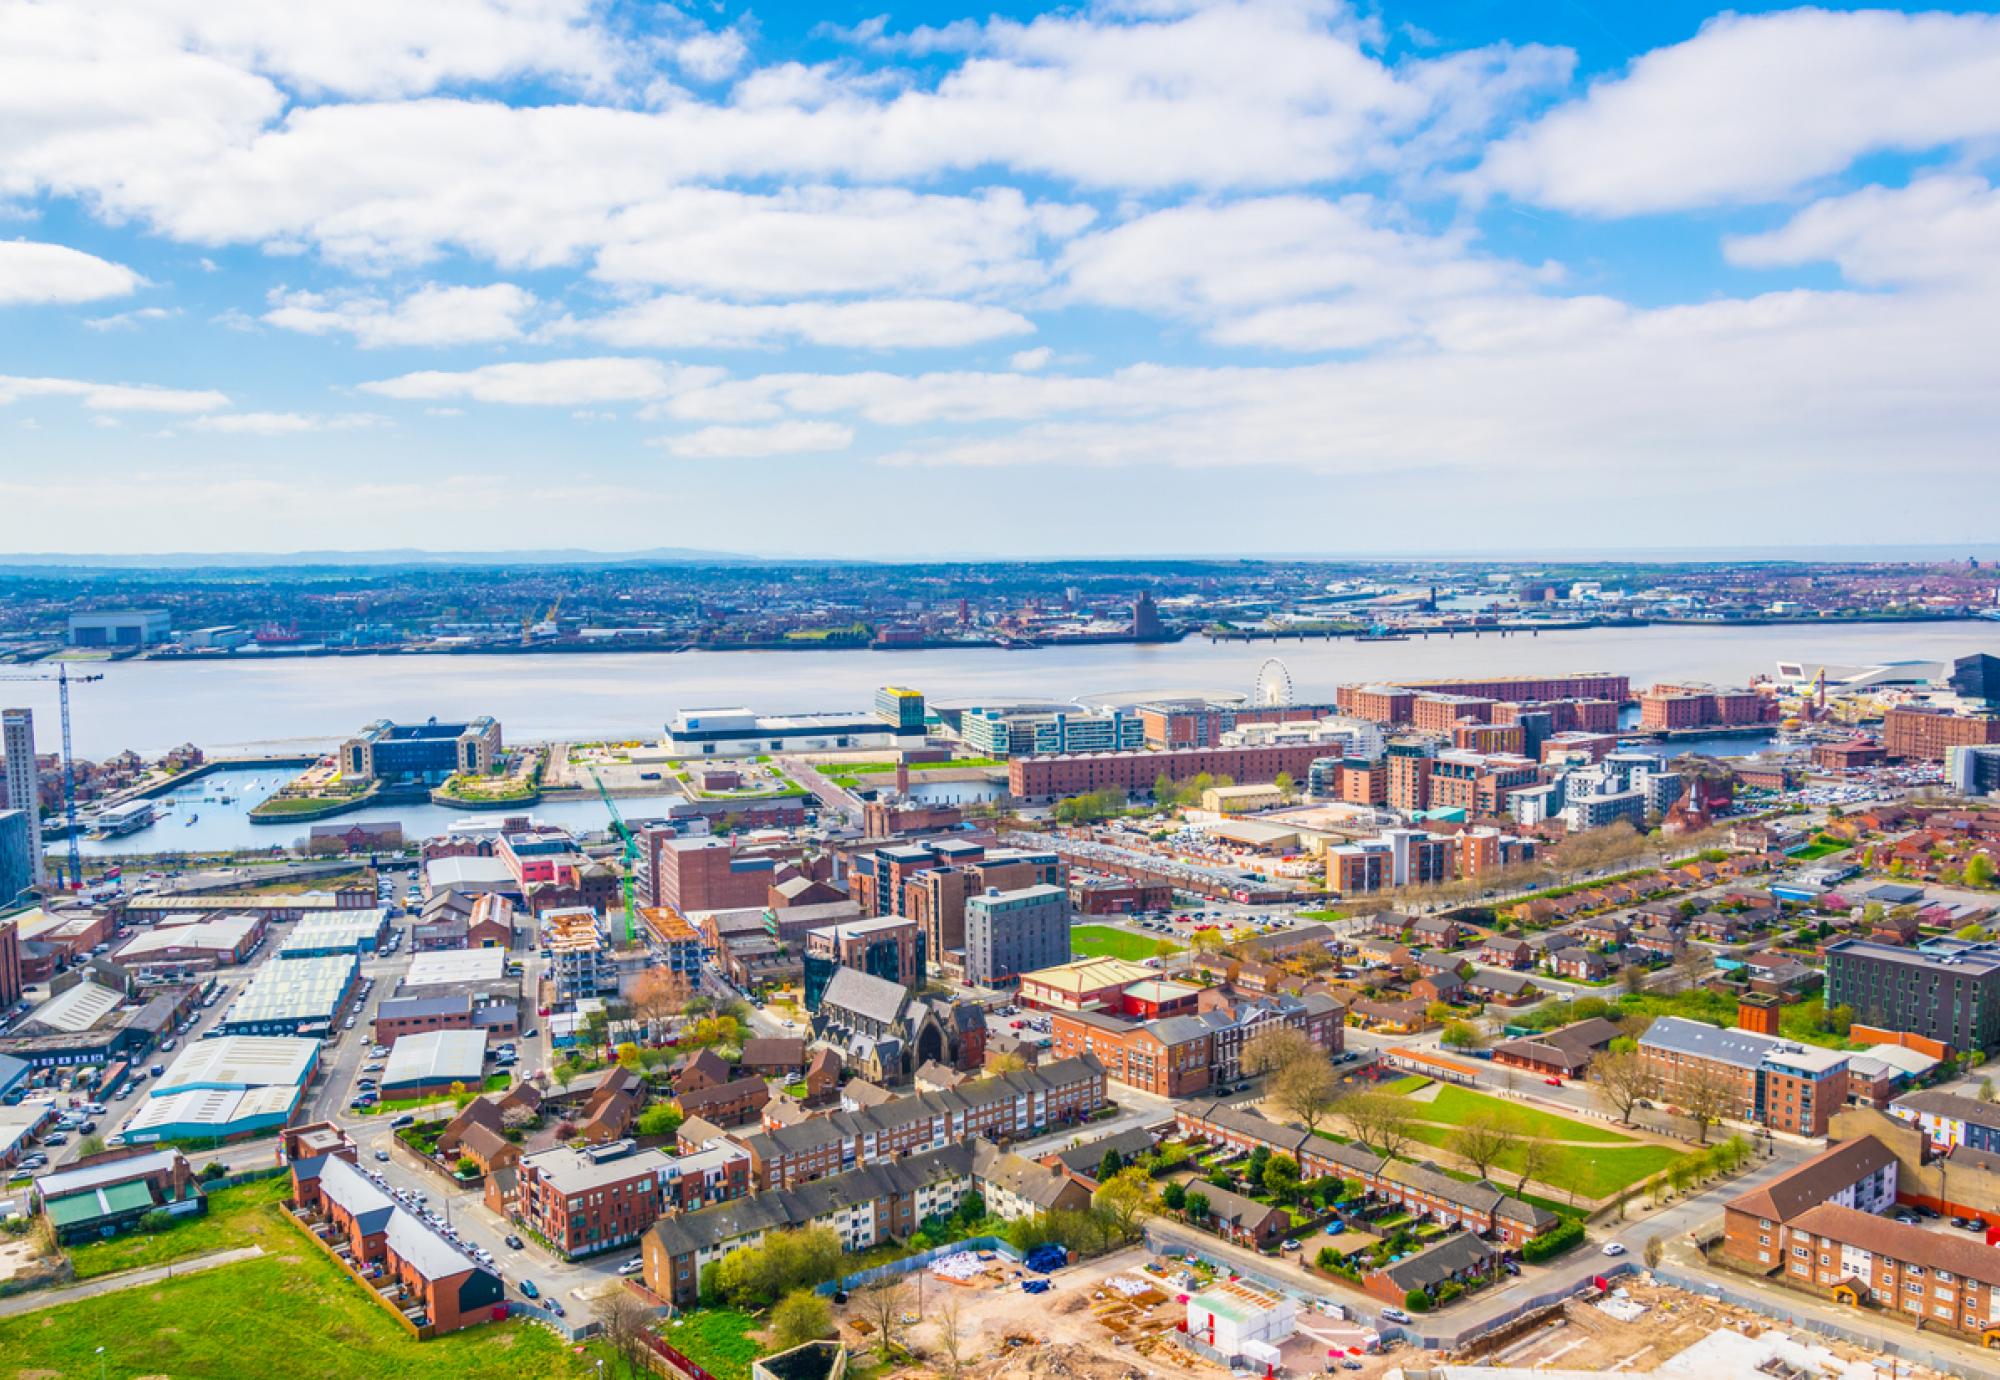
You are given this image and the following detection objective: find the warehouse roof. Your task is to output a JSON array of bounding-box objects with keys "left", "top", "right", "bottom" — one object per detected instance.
[
  {"left": 382, "top": 1029, "right": 488, "bottom": 1088},
  {"left": 154, "top": 1035, "right": 317, "bottom": 1094}
]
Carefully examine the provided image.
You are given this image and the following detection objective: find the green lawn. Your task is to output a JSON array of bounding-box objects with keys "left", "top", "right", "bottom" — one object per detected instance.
[
  {"left": 1787, "top": 840, "right": 1847, "bottom": 861},
  {"left": 65, "top": 1176, "right": 291, "bottom": 1280},
  {"left": 834, "top": 758, "right": 1002, "bottom": 774},
  {"left": 659, "top": 1308, "right": 763, "bottom": 1380},
  {"left": 0, "top": 1244, "right": 594, "bottom": 1379},
  {"left": 1069, "top": 924, "right": 1181, "bottom": 960},
  {"left": 1389, "top": 1084, "right": 1635, "bottom": 1144}
]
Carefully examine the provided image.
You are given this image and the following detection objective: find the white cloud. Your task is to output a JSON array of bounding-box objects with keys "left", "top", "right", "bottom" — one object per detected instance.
[
  {"left": 85, "top": 306, "right": 176, "bottom": 330},
  {"left": 0, "top": 373, "right": 228, "bottom": 412},
  {"left": 263, "top": 283, "right": 537, "bottom": 347},
  {"left": 671, "top": 27, "right": 747, "bottom": 83},
  {"left": 1477, "top": 8, "right": 2000, "bottom": 215},
  {"left": 0, "top": 240, "right": 143, "bottom": 304},
  {"left": 566, "top": 294, "right": 1033, "bottom": 350},
  {"left": 1009, "top": 347, "right": 1052, "bottom": 371},
  {"left": 592, "top": 187, "right": 1086, "bottom": 297},
  {"left": 359, "top": 357, "right": 720, "bottom": 405},
  {"left": 190, "top": 411, "right": 386, "bottom": 434},
  {"left": 1726, "top": 176, "right": 2000, "bottom": 288},
  {"left": 655, "top": 420, "right": 853, "bottom": 459}
]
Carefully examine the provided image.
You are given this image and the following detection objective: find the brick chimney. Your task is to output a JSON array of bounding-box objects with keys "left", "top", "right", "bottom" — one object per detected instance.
[{"left": 1737, "top": 992, "right": 1781, "bottom": 1036}]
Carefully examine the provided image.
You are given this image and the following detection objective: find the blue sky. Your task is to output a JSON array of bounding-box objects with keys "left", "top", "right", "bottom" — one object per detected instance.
[{"left": 4, "top": 0, "right": 1999, "bottom": 557}]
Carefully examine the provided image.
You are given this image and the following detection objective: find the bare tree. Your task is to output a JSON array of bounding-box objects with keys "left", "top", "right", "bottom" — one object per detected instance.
[
  {"left": 627, "top": 966, "right": 688, "bottom": 1042},
  {"left": 1336, "top": 1091, "right": 1416, "bottom": 1160},
  {"left": 933, "top": 1293, "right": 970, "bottom": 1378},
  {"left": 1246, "top": 1027, "right": 1340, "bottom": 1134},
  {"left": 1590, "top": 1049, "right": 1660, "bottom": 1126},
  {"left": 595, "top": 1290, "right": 656, "bottom": 1379},
  {"left": 1446, "top": 1114, "right": 1519, "bottom": 1182},
  {"left": 1679, "top": 1062, "right": 1737, "bottom": 1145},
  {"left": 862, "top": 1277, "right": 909, "bottom": 1361},
  {"left": 1513, "top": 1136, "right": 1557, "bottom": 1196}
]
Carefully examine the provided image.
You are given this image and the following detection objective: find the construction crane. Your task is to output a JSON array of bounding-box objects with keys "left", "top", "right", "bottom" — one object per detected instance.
[
  {"left": 0, "top": 664, "right": 104, "bottom": 890},
  {"left": 589, "top": 766, "right": 640, "bottom": 943}
]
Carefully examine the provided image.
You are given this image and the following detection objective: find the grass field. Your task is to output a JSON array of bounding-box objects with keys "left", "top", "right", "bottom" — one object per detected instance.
[
  {"left": 1069, "top": 924, "right": 1181, "bottom": 960},
  {"left": 1788, "top": 840, "right": 1847, "bottom": 861},
  {"left": 658, "top": 1308, "right": 763, "bottom": 1380},
  {"left": 0, "top": 1240, "right": 594, "bottom": 1379},
  {"left": 65, "top": 1175, "right": 291, "bottom": 1280},
  {"left": 1380, "top": 1077, "right": 1682, "bottom": 1198}
]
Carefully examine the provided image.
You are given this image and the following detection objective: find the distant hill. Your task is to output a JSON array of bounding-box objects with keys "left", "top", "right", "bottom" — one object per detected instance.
[{"left": 0, "top": 546, "right": 801, "bottom": 569}]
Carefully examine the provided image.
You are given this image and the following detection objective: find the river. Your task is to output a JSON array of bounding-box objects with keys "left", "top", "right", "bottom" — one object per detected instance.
[{"left": 12, "top": 619, "right": 1996, "bottom": 760}]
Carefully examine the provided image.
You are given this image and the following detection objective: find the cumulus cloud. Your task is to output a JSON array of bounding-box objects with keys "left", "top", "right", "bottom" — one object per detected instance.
[
  {"left": 263, "top": 283, "right": 537, "bottom": 347},
  {"left": 190, "top": 410, "right": 386, "bottom": 434},
  {"left": 0, "top": 240, "right": 143, "bottom": 304},
  {"left": 1477, "top": 8, "right": 2000, "bottom": 215},
  {"left": 0, "top": 373, "right": 227, "bottom": 412},
  {"left": 358, "top": 357, "right": 721, "bottom": 405},
  {"left": 564, "top": 295, "right": 1033, "bottom": 350},
  {"left": 1726, "top": 176, "right": 2000, "bottom": 288},
  {"left": 655, "top": 420, "right": 854, "bottom": 459}
]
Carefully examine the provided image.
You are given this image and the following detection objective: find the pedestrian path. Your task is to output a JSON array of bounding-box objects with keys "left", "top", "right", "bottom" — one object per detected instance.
[{"left": 0, "top": 1245, "right": 263, "bottom": 1318}]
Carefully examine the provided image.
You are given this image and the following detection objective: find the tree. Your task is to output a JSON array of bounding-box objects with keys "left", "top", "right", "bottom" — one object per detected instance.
[
  {"left": 862, "top": 1277, "right": 909, "bottom": 1361},
  {"left": 1099, "top": 1147, "right": 1127, "bottom": 1182},
  {"left": 1678, "top": 1061, "right": 1737, "bottom": 1145},
  {"left": 1513, "top": 1137, "right": 1556, "bottom": 1196},
  {"left": 1182, "top": 1190, "right": 1210, "bottom": 1224},
  {"left": 711, "top": 1225, "right": 843, "bottom": 1308},
  {"left": 771, "top": 1291, "right": 834, "bottom": 1351},
  {"left": 1092, "top": 1167, "right": 1152, "bottom": 1244},
  {"left": 1590, "top": 1049, "right": 1660, "bottom": 1126},
  {"left": 1189, "top": 927, "right": 1228, "bottom": 959},
  {"left": 1445, "top": 1115, "right": 1518, "bottom": 1182},
  {"left": 1261, "top": 1154, "right": 1301, "bottom": 1204},
  {"left": 596, "top": 1290, "right": 658, "bottom": 1379},
  {"left": 1160, "top": 1182, "right": 1187, "bottom": 1214},
  {"left": 1153, "top": 772, "right": 1181, "bottom": 809},
  {"left": 1970, "top": 853, "right": 1997, "bottom": 889},
  {"left": 449, "top": 1080, "right": 473, "bottom": 1110},
  {"left": 1439, "top": 1020, "right": 1482, "bottom": 1050},
  {"left": 76, "top": 1133, "right": 107, "bottom": 1158},
  {"left": 986, "top": 1050, "right": 1027, "bottom": 1074},
  {"left": 628, "top": 965, "right": 688, "bottom": 1041},
  {"left": 1274, "top": 770, "right": 1297, "bottom": 801},
  {"left": 1245, "top": 1026, "right": 1339, "bottom": 1133},
  {"left": 1336, "top": 1091, "right": 1415, "bottom": 1159},
  {"left": 932, "top": 1293, "right": 971, "bottom": 1377},
  {"left": 636, "top": 1104, "right": 684, "bottom": 1140}
]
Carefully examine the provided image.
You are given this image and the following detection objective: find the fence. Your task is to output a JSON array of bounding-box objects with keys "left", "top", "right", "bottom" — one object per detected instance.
[
  {"left": 813, "top": 1236, "right": 1020, "bottom": 1297},
  {"left": 1650, "top": 1264, "right": 1994, "bottom": 1379}
]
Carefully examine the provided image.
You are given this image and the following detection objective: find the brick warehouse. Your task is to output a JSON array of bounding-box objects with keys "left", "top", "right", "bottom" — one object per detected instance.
[{"left": 1008, "top": 742, "right": 1330, "bottom": 802}]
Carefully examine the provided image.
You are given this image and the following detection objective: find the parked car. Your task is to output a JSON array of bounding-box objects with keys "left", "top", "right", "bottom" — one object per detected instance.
[
  {"left": 617, "top": 1257, "right": 645, "bottom": 1276},
  {"left": 1379, "top": 1307, "right": 1411, "bottom": 1324},
  {"left": 518, "top": 1280, "right": 539, "bottom": 1299}
]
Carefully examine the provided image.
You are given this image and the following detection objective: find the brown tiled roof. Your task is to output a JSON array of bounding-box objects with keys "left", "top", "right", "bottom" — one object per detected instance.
[
  {"left": 677, "top": 1076, "right": 771, "bottom": 1115},
  {"left": 1728, "top": 1136, "right": 1899, "bottom": 1224},
  {"left": 459, "top": 1122, "right": 515, "bottom": 1165},
  {"left": 741, "top": 1037, "right": 806, "bottom": 1069},
  {"left": 1788, "top": 1202, "right": 2000, "bottom": 1287},
  {"left": 440, "top": 1096, "right": 505, "bottom": 1149}
]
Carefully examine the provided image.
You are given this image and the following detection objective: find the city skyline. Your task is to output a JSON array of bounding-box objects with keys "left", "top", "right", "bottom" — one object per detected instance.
[{"left": 6, "top": 0, "right": 2000, "bottom": 554}]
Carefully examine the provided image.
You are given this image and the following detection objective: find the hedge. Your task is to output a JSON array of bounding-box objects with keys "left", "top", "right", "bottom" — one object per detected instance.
[
  {"left": 1521, "top": 1218, "right": 1587, "bottom": 1263},
  {"left": 1403, "top": 1289, "right": 1432, "bottom": 1312}
]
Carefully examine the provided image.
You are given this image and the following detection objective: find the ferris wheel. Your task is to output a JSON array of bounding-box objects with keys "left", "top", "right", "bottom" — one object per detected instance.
[{"left": 1254, "top": 657, "right": 1293, "bottom": 708}]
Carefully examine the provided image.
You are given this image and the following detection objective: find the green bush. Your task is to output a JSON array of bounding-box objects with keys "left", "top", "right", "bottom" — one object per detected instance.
[
  {"left": 1521, "top": 1218, "right": 1587, "bottom": 1263},
  {"left": 1436, "top": 1280, "right": 1464, "bottom": 1303},
  {"left": 1403, "top": 1289, "right": 1432, "bottom": 1313}
]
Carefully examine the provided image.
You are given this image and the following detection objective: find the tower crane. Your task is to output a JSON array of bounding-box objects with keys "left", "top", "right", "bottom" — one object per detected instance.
[
  {"left": 589, "top": 766, "right": 640, "bottom": 943},
  {"left": 0, "top": 664, "right": 104, "bottom": 889}
]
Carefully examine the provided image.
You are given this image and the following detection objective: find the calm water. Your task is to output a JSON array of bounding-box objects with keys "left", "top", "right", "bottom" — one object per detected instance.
[
  {"left": 15, "top": 619, "right": 1997, "bottom": 760},
  {"left": 72, "top": 765, "right": 692, "bottom": 857}
]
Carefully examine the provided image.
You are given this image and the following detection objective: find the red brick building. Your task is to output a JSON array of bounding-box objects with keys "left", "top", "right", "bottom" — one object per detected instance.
[
  {"left": 503, "top": 1143, "right": 676, "bottom": 1258},
  {"left": 1885, "top": 706, "right": 2000, "bottom": 762},
  {"left": 1008, "top": 742, "right": 1329, "bottom": 802}
]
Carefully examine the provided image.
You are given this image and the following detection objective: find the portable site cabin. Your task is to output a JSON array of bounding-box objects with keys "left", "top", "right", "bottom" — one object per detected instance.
[{"left": 1184, "top": 1278, "right": 1297, "bottom": 1359}]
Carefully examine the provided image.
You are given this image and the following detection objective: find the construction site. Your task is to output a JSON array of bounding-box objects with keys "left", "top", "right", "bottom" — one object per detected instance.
[{"left": 829, "top": 1250, "right": 1960, "bottom": 1380}]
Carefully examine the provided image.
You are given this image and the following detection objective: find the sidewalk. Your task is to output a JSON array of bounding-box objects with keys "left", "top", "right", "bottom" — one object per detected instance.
[{"left": 0, "top": 1245, "right": 264, "bottom": 1319}]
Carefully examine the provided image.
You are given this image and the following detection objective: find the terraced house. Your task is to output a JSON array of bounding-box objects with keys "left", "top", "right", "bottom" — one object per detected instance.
[
  {"left": 1174, "top": 1102, "right": 1556, "bottom": 1247},
  {"left": 735, "top": 1054, "right": 1107, "bottom": 1190},
  {"left": 641, "top": 1141, "right": 983, "bottom": 1306}
]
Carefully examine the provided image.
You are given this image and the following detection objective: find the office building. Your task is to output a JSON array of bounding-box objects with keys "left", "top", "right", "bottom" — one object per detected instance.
[
  {"left": 1563, "top": 788, "right": 1646, "bottom": 832},
  {"left": 66, "top": 609, "right": 170, "bottom": 647},
  {"left": 1825, "top": 938, "right": 2000, "bottom": 1053},
  {"left": 963, "top": 884, "right": 1070, "bottom": 988},
  {"left": 874, "top": 685, "right": 927, "bottom": 731},
  {"left": 341, "top": 717, "right": 501, "bottom": 784},
  {"left": 0, "top": 809, "right": 33, "bottom": 904},
  {"left": 959, "top": 705, "right": 1143, "bottom": 758},
  {"left": 802, "top": 914, "right": 925, "bottom": 1011},
  {"left": 0, "top": 914, "right": 21, "bottom": 1010},
  {"left": 642, "top": 835, "right": 784, "bottom": 913},
  {"left": 1946, "top": 744, "right": 2000, "bottom": 797},
  {"left": 0, "top": 710, "right": 44, "bottom": 886}
]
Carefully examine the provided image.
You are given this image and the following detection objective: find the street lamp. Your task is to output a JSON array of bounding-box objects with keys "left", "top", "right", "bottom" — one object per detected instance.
[{"left": 95, "top": 1346, "right": 106, "bottom": 1380}]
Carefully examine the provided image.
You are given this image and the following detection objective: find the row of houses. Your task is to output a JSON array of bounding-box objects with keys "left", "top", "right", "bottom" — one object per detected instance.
[
  {"left": 640, "top": 1136, "right": 1084, "bottom": 1306},
  {"left": 1173, "top": 1101, "right": 1558, "bottom": 1246}
]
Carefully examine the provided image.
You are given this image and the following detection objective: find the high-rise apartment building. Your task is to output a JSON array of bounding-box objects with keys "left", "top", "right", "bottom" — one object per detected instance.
[
  {"left": 1, "top": 709, "right": 44, "bottom": 886},
  {"left": 1825, "top": 938, "right": 2000, "bottom": 1053},
  {"left": 964, "top": 884, "right": 1070, "bottom": 988}
]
